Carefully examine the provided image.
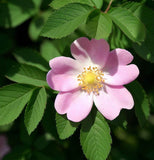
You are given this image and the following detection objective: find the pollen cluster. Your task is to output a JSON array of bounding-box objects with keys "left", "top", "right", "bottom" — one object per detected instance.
[{"left": 77, "top": 66, "right": 104, "bottom": 95}]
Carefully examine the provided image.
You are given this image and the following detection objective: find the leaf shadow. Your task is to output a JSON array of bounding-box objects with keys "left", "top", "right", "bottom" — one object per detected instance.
[{"left": 81, "top": 107, "right": 97, "bottom": 133}]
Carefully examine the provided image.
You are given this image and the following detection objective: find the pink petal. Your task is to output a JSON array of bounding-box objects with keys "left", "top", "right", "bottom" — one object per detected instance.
[
  {"left": 71, "top": 37, "right": 90, "bottom": 62},
  {"left": 104, "top": 64, "right": 139, "bottom": 86},
  {"left": 71, "top": 37, "right": 110, "bottom": 67},
  {"left": 55, "top": 90, "right": 93, "bottom": 122},
  {"left": 47, "top": 57, "right": 81, "bottom": 91},
  {"left": 47, "top": 70, "right": 79, "bottom": 92},
  {"left": 107, "top": 49, "right": 133, "bottom": 67},
  {"left": 94, "top": 85, "right": 134, "bottom": 120},
  {"left": 49, "top": 56, "right": 80, "bottom": 73}
]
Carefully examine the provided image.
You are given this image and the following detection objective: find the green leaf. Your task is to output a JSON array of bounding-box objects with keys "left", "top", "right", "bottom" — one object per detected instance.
[
  {"left": 40, "top": 40, "right": 61, "bottom": 62},
  {"left": 29, "top": 10, "right": 51, "bottom": 41},
  {"left": 0, "top": 84, "right": 35, "bottom": 125},
  {"left": 80, "top": 109, "right": 112, "bottom": 160},
  {"left": 123, "top": 2, "right": 154, "bottom": 62},
  {"left": 127, "top": 81, "right": 150, "bottom": 127},
  {"left": 86, "top": 11, "right": 112, "bottom": 39},
  {"left": 56, "top": 113, "right": 79, "bottom": 139},
  {"left": 133, "top": 35, "right": 154, "bottom": 63},
  {"left": 13, "top": 48, "right": 49, "bottom": 72},
  {"left": 109, "top": 24, "right": 130, "bottom": 50},
  {"left": 41, "top": 3, "right": 94, "bottom": 39},
  {"left": 91, "top": 0, "right": 103, "bottom": 9},
  {"left": 40, "top": 33, "right": 78, "bottom": 61},
  {"left": 6, "top": 64, "right": 48, "bottom": 87},
  {"left": 109, "top": 7, "right": 146, "bottom": 43},
  {"left": 0, "top": 0, "right": 42, "bottom": 28},
  {"left": 24, "top": 87, "right": 47, "bottom": 135},
  {"left": 50, "top": 0, "right": 94, "bottom": 9}
]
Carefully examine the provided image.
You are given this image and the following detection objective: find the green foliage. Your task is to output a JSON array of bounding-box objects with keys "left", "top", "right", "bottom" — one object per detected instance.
[
  {"left": 28, "top": 10, "right": 51, "bottom": 41},
  {"left": 80, "top": 109, "right": 112, "bottom": 160},
  {"left": 109, "top": 7, "right": 146, "bottom": 43},
  {"left": 0, "top": 0, "right": 42, "bottom": 28},
  {"left": 13, "top": 48, "right": 49, "bottom": 72},
  {"left": 86, "top": 11, "right": 112, "bottom": 39},
  {"left": 40, "top": 40, "right": 61, "bottom": 61},
  {"left": 0, "top": 1, "right": 153, "bottom": 160},
  {"left": 127, "top": 81, "right": 150, "bottom": 127},
  {"left": 50, "top": 0, "right": 94, "bottom": 9},
  {"left": 24, "top": 87, "right": 47, "bottom": 135},
  {"left": 124, "top": 2, "right": 154, "bottom": 62},
  {"left": 109, "top": 24, "right": 130, "bottom": 49},
  {"left": 0, "top": 84, "right": 35, "bottom": 125},
  {"left": 6, "top": 64, "right": 48, "bottom": 87},
  {"left": 56, "top": 113, "right": 79, "bottom": 139},
  {"left": 91, "top": 0, "right": 103, "bottom": 9},
  {"left": 41, "top": 3, "right": 94, "bottom": 38}
]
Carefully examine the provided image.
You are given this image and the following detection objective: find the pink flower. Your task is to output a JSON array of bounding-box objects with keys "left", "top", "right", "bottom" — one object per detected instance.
[
  {"left": 0, "top": 135, "right": 10, "bottom": 160},
  {"left": 47, "top": 38, "right": 139, "bottom": 122}
]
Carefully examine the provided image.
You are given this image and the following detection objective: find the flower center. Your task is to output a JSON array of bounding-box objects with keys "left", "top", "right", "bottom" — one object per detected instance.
[{"left": 77, "top": 66, "right": 104, "bottom": 95}]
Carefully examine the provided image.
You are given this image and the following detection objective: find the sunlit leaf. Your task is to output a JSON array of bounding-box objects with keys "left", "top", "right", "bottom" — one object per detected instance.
[
  {"left": 24, "top": 87, "right": 47, "bottom": 135},
  {"left": 56, "top": 113, "right": 79, "bottom": 139},
  {"left": 50, "top": 0, "right": 94, "bottom": 9},
  {"left": 91, "top": 0, "right": 103, "bottom": 9},
  {"left": 40, "top": 40, "right": 61, "bottom": 62},
  {"left": 109, "top": 7, "right": 146, "bottom": 43},
  {"left": 86, "top": 11, "right": 112, "bottom": 39},
  {"left": 123, "top": 2, "right": 154, "bottom": 62},
  {"left": 80, "top": 109, "right": 112, "bottom": 160},
  {"left": 41, "top": 3, "right": 94, "bottom": 38},
  {"left": 6, "top": 64, "right": 48, "bottom": 87},
  {"left": 0, "top": 84, "right": 35, "bottom": 125}
]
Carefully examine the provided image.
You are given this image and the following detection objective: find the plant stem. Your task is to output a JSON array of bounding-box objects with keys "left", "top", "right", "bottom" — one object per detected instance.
[{"left": 104, "top": 0, "right": 113, "bottom": 13}]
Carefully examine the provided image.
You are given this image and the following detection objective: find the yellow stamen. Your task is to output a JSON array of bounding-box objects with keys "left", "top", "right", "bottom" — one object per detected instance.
[{"left": 77, "top": 66, "right": 104, "bottom": 95}]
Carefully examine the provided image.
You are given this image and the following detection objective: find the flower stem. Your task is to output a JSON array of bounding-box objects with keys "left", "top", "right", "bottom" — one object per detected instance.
[{"left": 104, "top": 0, "right": 113, "bottom": 13}]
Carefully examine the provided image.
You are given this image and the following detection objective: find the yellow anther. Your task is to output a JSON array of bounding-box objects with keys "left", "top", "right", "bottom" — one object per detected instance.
[{"left": 77, "top": 66, "right": 104, "bottom": 95}]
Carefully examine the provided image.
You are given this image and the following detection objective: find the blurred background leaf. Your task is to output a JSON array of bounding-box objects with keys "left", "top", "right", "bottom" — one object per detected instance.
[{"left": 0, "top": 0, "right": 42, "bottom": 28}]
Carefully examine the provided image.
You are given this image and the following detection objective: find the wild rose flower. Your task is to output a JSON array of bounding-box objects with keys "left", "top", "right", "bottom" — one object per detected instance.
[
  {"left": 47, "top": 38, "right": 139, "bottom": 122},
  {"left": 0, "top": 135, "right": 10, "bottom": 160}
]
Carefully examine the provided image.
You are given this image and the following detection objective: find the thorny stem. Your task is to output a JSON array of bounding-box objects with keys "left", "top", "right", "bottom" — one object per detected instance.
[{"left": 104, "top": 0, "right": 113, "bottom": 13}]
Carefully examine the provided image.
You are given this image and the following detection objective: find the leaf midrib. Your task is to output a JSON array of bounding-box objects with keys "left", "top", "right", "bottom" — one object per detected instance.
[{"left": 0, "top": 87, "right": 35, "bottom": 109}]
